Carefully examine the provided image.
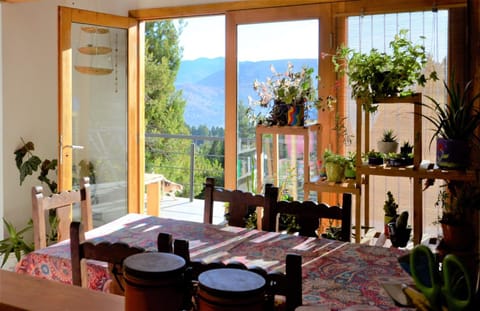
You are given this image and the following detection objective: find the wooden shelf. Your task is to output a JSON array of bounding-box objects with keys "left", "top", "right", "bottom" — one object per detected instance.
[
  {"left": 356, "top": 94, "right": 478, "bottom": 245},
  {"left": 358, "top": 164, "right": 476, "bottom": 180}
]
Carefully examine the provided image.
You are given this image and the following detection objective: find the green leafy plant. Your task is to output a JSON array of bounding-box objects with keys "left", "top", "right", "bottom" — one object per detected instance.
[
  {"left": 331, "top": 29, "right": 438, "bottom": 112},
  {"left": 381, "top": 129, "right": 398, "bottom": 142},
  {"left": 14, "top": 139, "right": 58, "bottom": 193},
  {"left": 323, "top": 149, "right": 347, "bottom": 165},
  {"left": 435, "top": 182, "right": 480, "bottom": 226},
  {"left": 363, "top": 150, "right": 383, "bottom": 161},
  {"left": 0, "top": 218, "right": 34, "bottom": 267},
  {"left": 383, "top": 191, "right": 399, "bottom": 217},
  {"left": 422, "top": 75, "right": 480, "bottom": 148}
]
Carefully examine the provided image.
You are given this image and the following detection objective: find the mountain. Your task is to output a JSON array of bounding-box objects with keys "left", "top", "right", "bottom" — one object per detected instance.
[{"left": 176, "top": 58, "right": 318, "bottom": 127}]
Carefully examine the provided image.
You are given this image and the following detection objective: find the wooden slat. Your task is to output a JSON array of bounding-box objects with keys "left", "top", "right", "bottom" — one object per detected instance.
[{"left": 0, "top": 270, "right": 124, "bottom": 311}]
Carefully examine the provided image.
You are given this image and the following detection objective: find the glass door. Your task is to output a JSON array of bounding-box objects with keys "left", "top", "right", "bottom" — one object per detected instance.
[
  {"left": 59, "top": 7, "right": 140, "bottom": 227},
  {"left": 71, "top": 23, "right": 128, "bottom": 226}
]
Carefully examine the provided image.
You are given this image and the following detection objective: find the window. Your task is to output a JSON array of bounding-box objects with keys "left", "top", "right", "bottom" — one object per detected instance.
[{"left": 344, "top": 11, "right": 448, "bottom": 236}]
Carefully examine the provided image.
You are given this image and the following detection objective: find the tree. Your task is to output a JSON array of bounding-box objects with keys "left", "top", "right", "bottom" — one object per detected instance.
[{"left": 144, "top": 20, "right": 224, "bottom": 197}]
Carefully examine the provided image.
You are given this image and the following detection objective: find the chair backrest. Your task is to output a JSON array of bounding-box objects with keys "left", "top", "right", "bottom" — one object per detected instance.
[
  {"left": 164, "top": 237, "right": 302, "bottom": 311},
  {"left": 70, "top": 221, "right": 146, "bottom": 294},
  {"left": 268, "top": 193, "right": 352, "bottom": 241},
  {"left": 32, "top": 177, "right": 92, "bottom": 250},
  {"left": 203, "top": 177, "right": 278, "bottom": 230}
]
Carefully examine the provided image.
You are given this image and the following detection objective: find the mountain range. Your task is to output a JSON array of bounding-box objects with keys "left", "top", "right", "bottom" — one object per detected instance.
[{"left": 176, "top": 58, "right": 318, "bottom": 127}]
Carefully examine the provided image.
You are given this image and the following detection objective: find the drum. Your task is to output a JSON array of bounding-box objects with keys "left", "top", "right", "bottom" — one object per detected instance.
[
  {"left": 123, "top": 252, "right": 186, "bottom": 311},
  {"left": 197, "top": 268, "right": 266, "bottom": 311}
]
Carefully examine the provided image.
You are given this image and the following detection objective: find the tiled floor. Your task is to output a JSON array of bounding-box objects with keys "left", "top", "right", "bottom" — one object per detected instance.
[{"left": 158, "top": 196, "right": 226, "bottom": 225}]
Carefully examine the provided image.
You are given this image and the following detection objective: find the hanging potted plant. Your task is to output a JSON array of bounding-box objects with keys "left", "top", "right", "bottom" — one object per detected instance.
[
  {"left": 422, "top": 75, "right": 480, "bottom": 170},
  {"left": 247, "top": 62, "right": 335, "bottom": 126},
  {"left": 330, "top": 29, "right": 438, "bottom": 112}
]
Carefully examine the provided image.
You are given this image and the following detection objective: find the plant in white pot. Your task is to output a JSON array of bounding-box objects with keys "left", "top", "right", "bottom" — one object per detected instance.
[
  {"left": 377, "top": 129, "right": 399, "bottom": 154},
  {"left": 422, "top": 75, "right": 480, "bottom": 169}
]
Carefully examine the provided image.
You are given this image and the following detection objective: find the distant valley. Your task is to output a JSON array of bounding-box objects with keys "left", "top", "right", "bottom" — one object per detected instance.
[{"left": 176, "top": 58, "right": 317, "bottom": 127}]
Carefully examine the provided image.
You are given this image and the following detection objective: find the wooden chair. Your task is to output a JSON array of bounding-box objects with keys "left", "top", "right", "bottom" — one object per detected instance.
[
  {"left": 203, "top": 177, "right": 279, "bottom": 230},
  {"left": 268, "top": 193, "right": 352, "bottom": 242},
  {"left": 32, "top": 177, "right": 92, "bottom": 250},
  {"left": 70, "top": 221, "right": 146, "bottom": 294},
  {"left": 165, "top": 237, "right": 303, "bottom": 311}
]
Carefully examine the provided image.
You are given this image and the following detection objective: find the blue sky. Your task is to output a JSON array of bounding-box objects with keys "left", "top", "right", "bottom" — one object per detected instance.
[{"left": 177, "top": 10, "right": 448, "bottom": 63}]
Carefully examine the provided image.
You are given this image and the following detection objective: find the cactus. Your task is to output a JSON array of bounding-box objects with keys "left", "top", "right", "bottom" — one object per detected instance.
[{"left": 396, "top": 211, "right": 409, "bottom": 230}]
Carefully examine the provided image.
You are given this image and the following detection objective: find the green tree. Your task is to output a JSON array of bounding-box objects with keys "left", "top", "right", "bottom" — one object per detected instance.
[{"left": 144, "top": 20, "right": 224, "bottom": 197}]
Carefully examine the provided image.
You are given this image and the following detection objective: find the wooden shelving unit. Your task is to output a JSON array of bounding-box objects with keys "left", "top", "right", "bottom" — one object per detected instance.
[
  {"left": 255, "top": 124, "right": 322, "bottom": 196},
  {"left": 356, "top": 94, "right": 476, "bottom": 244}
]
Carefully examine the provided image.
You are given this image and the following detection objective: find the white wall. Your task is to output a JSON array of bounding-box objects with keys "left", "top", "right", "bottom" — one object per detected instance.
[{"left": 0, "top": 0, "right": 233, "bottom": 239}]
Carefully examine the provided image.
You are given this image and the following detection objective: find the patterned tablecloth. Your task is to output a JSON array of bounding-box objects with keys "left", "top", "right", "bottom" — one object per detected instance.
[{"left": 16, "top": 214, "right": 413, "bottom": 310}]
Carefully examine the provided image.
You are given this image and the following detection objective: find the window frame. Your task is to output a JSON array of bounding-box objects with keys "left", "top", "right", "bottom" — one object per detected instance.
[{"left": 129, "top": 0, "right": 468, "bottom": 190}]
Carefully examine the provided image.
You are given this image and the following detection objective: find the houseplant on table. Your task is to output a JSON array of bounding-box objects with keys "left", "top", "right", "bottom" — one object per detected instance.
[
  {"left": 422, "top": 75, "right": 480, "bottom": 169},
  {"left": 331, "top": 29, "right": 438, "bottom": 113},
  {"left": 248, "top": 62, "right": 335, "bottom": 126}
]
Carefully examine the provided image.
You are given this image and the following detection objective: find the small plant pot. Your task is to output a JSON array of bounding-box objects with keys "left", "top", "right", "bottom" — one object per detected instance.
[
  {"left": 344, "top": 167, "right": 356, "bottom": 179},
  {"left": 436, "top": 138, "right": 469, "bottom": 170},
  {"left": 377, "top": 141, "right": 398, "bottom": 154},
  {"left": 324, "top": 162, "right": 345, "bottom": 183},
  {"left": 389, "top": 226, "right": 412, "bottom": 248},
  {"left": 368, "top": 157, "right": 384, "bottom": 165}
]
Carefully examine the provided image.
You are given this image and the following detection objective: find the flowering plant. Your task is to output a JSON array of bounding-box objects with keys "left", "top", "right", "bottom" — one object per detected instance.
[{"left": 248, "top": 62, "right": 334, "bottom": 126}]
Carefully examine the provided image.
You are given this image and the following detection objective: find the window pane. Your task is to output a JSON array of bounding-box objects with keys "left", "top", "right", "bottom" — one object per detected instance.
[
  {"left": 346, "top": 11, "right": 448, "bottom": 239},
  {"left": 237, "top": 20, "right": 319, "bottom": 200}
]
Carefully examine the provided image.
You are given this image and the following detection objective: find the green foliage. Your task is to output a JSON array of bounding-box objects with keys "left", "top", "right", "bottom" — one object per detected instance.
[
  {"left": 423, "top": 75, "right": 480, "bottom": 148},
  {"left": 381, "top": 129, "right": 398, "bottom": 142},
  {"left": 332, "top": 29, "right": 438, "bottom": 112},
  {"left": 323, "top": 149, "right": 347, "bottom": 165},
  {"left": 0, "top": 218, "right": 34, "bottom": 267},
  {"left": 14, "top": 139, "right": 57, "bottom": 193},
  {"left": 145, "top": 20, "right": 225, "bottom": 197},
  {"left": 435, "top": 182, "right": 480, "bottom": 225},
  {"left": 363, "top": 150, "right": 383, "bottom": 161},
  {"left": 383, "top": 191, "right": 399, "bottom": 217}
]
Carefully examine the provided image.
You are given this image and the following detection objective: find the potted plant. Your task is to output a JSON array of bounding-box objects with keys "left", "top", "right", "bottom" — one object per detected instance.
[
  {"left": 385, "top": 152, "right": 413, "bottom": 167},
  {"left": 388, "top": 211, "right": 411, "bottom": 247},
  {"left": 377, "top": 129, "right": 399, "bottom": 154},
  {"left": 0, "top": 218, "right": 34, "bottom": 270},
  {"left": 344, "top": 151, "right": 356, "bottom": 179},
  {"left": 331, "top": 29, "right": 438, "bottom": 112},
  {"left": 422, "top": 75, "right": 480, "bottom": 170},
  {"left": 400, "top": 141, "right": 413, "bottom": 156},
  {"left": 434, "top": 182, "right": 480, "bottom": 251},
  {"left": 364, "top": 150, "right": 384, "bottom": 165},
  {"left": 383, "top": 191, "right": 399, "bottom": 236},
  {"left": 248, "top": 62, "right": 335, "bottom": 126},
  {"left": 322, "top": 149, "right": 346, "bottom": 183}
]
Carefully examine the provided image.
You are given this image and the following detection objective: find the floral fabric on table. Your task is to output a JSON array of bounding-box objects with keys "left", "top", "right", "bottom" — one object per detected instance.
[{"left": 16, "top": 214, "right": 412, "bottom": 310}]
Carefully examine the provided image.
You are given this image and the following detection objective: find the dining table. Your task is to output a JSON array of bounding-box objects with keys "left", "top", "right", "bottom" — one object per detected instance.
[{"left": 15, "top": 213, "right": 414, "bottom": 310}]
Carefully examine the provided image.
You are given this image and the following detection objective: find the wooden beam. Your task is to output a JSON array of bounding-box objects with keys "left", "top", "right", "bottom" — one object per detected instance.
[{"left": 129, "top": 0, "right": 347, "bottom": 20}]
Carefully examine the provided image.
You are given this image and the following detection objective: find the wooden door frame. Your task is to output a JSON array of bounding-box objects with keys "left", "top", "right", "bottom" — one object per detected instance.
[{"left": 58, "top": 7, "right": 143, "bottom": 213}]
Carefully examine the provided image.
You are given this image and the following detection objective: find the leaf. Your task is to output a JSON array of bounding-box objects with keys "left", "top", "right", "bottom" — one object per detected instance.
[{"left": 19, "top": 155, "right": 41, "bottom": 185}]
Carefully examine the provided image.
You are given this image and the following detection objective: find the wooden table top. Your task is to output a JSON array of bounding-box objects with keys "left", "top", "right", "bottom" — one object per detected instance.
[{"left": 0, "top": 269, "right": 124, "bottom": 311}]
